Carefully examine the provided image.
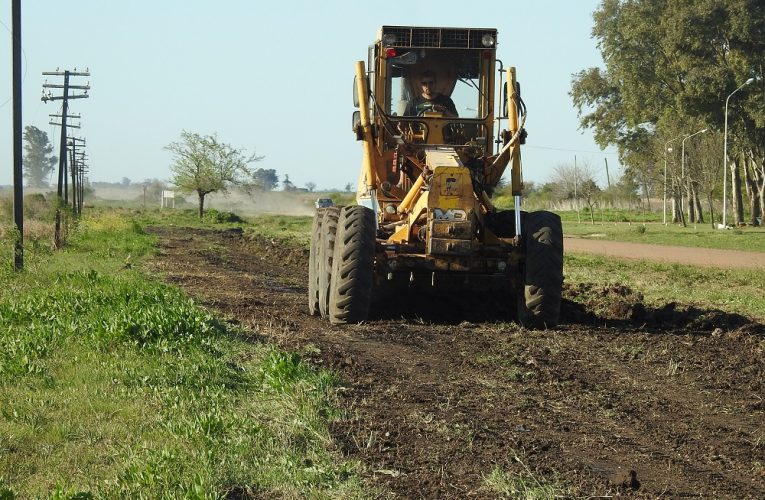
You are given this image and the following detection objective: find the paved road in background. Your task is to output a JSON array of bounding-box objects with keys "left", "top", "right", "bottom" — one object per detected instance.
[{"left": 564, "top": 236, "right": 765, "bottom": 269}]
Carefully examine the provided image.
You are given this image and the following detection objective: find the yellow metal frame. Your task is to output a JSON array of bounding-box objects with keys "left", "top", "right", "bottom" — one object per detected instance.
[
  {"left": 355, "top": 38, "right": 525, "bottom": 250},
  {"left": 355, "top": 61, "right": 377, "bottom": 194}
]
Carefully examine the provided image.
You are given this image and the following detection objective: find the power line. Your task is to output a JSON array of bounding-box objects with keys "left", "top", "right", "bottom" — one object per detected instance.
[
  {"left": 524, "top": 144, "right": 620, "bottom": 156},
  {"left": 0, "top": 14, "right": 27, "bottom": 110}
]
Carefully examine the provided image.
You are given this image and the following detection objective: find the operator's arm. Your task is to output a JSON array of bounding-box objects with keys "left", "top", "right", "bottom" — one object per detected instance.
[
  {"left": 444, "top": 97, "right": 458, "bottom": 117},
  {"left": 432, "top": 96, "right": 458, "bottom": 117},
  {"left": 403, "top": 98, "right": 417, "bottom": 116}
]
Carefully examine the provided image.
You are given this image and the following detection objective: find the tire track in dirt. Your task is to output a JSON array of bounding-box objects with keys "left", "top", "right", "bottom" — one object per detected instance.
[{"left": 146, "top": 226, "right": 765, "bottom": 498}]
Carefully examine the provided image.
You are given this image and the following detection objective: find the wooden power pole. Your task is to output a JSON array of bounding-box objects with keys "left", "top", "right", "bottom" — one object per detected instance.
[
  {"left": 42, "top": 69, "right": 89, "bottom": 247},
  {"left": 12, "top": 0, "right": 23, "bottom": 270}
]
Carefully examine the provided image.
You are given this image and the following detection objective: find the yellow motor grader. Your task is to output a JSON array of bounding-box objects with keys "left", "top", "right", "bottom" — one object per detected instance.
[{"left": 308, "top": 25, "right": 563, "bottom": 326}]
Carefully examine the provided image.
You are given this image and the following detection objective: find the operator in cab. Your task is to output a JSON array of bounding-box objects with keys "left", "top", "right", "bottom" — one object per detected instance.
[{"left": 404, "top": 70, "right": 458, "bottom": 117}]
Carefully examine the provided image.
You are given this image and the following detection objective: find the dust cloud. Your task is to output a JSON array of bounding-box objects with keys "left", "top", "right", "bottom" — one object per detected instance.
[{"left": 90, "top": 185, "right": 349, "bottom": 217}]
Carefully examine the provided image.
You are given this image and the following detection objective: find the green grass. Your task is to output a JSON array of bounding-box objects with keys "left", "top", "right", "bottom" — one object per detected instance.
[
  {"left": 565, "top": 253, "right": 765, "bottom": 321},
  {"left": 245, "top": 214, "right": 313, "bottom": 247},
  {"left": 0, "top": 212, "right": 367, "bottom": 498},
  {"left": 479, "top": 203, "right": 764, "bottom": 252},
  {"left": 563, "top": 220, "right": 765, "bottom": 253},
  {"left": 556, "top": 207, "right": 662, "bottom": 224},
  {"left": 484, "top": 453, "right": 571, "bottom": 498}
]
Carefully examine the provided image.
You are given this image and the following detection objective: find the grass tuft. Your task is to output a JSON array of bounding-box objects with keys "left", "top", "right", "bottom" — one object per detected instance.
[{"left": 484, "top": 452, "right": 572, "bottom": 498}]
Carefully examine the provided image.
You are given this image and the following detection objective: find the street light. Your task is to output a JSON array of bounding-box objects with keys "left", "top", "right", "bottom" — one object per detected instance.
[
  {"left": 681, "top": 127, "right": 708, "bottom": 218},
  {"left": 663, "top": 135, "right": 684, "bottom": 225},
  {"left": 722, "top": 77, "right": 756, "bottom": 228}
]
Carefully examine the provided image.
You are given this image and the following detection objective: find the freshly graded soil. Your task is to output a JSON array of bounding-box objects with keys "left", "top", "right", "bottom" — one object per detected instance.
[{"left": 147, "top": 226, "right": 765, "bottom": 498}]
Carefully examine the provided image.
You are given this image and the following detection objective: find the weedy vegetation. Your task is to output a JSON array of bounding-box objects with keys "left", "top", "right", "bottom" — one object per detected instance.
[{"left": 0, "top": 210, "right": 367, "bottom": 497}]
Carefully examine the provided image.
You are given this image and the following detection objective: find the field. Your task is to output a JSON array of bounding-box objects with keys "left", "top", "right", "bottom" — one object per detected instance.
[{"left": 1, "top": 208, "right": 763, "bottom": 497}]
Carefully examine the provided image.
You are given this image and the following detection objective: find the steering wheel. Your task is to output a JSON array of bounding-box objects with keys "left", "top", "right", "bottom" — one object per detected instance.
[{"left": 417, "top": 103, "right": 446, "bottom": 116}]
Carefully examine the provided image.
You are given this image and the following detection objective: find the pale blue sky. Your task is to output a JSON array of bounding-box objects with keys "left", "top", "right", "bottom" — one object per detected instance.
[{"left": 1, "top": 0, "right": 619, "bottom": 191}]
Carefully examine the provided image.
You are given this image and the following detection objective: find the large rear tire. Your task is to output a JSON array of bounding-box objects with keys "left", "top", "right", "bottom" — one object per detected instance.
[
  {"left": 518, "top": 210, "right": 563, "bottom": 328},
  {"left": 329, "top": 205, "right": 376, "bottom": 325},
  {"left": 307, "top": 209, "right": 326, "bottom": 316},
  {"left": 488, "top": 209, "right": 520, "bottom": 238},
  {"left": 318, "top": 207, "right": 341, "bottom": 318}
]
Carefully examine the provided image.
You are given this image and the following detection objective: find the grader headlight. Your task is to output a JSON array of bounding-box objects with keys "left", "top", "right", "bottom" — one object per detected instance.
[{"left": 481, "top": 34, "right": 495, "bottom": 47}]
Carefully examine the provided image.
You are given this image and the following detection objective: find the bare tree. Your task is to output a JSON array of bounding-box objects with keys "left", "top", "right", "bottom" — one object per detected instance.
[{"left": 550, "top": 161, "right": 600, "bottom": 220}]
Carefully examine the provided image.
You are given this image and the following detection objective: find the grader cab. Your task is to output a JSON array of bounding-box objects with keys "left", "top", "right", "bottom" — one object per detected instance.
[{"left": 308, "top": 26, "right": 563, "bottom": 326}]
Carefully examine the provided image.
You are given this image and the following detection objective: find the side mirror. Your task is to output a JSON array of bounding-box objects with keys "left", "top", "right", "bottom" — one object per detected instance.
[
  {"left": 502, "top": 81, "right": 522, "bottom": 118},
  {"left": 501, "top": 82, "right": 508, "bottom": 118},
  {"left": 353, "top": 74, "right": 372, "bottom": 108},
  {"left": 353, "top": 76, "right": 359, "bottom": 108},
  {"left": 352, "top": 111, "right": 362, "bottom": 140}
]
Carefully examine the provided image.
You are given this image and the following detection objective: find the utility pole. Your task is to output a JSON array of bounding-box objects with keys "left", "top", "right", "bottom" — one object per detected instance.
[
  {"left": 604, "top": 157, "right": 611, "bottom": 189},
  {"left": 49, "top": 113, "right": 81, "bottom": 206},
  {"left": 42, "top": 69, "right": 90, "bottom": 247},
  {"left": 80, "top": 163, "right": 89, "bottom": 213},
  {"left": 574, "top": 155, "right": 580, "bottom": 224},
  {"left": 67, "top": 137, "right": 85, "bottom": 213},
  {"left": 12, "top": 0, "right": 23, "bottom": 270},
  {"left": 72, "top": 146, "right": 87, "bottom": 214},
  {"left": 78, "top": 159, "right": 88, "bottom": 213}
]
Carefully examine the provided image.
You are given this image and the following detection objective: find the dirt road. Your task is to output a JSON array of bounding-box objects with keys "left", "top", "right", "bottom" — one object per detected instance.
[
  {"left": 565, "top": 236, "right": 765, "bottom": 269},
  {"left": 147, "top": 226, "right": 765, "bottom": 498}
]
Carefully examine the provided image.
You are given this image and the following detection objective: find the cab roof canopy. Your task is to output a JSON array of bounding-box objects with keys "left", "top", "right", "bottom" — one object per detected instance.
[{"left": 377, "top": 25, "right": 497, "bottom": 50}]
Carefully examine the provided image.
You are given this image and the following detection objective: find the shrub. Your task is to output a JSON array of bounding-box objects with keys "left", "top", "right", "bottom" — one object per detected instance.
[{"left": 202, "top": 209, "right": 244, "bottom": 224}]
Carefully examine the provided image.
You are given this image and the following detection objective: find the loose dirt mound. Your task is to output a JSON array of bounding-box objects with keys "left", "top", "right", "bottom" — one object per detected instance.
[{"left": 146, "top": 226, "right": 765, "bottom": 498}]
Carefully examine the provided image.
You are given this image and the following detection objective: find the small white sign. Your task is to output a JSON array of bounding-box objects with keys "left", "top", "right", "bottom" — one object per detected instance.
[{"left": 161, "top": 190, "right": 176, "bottom": 208}]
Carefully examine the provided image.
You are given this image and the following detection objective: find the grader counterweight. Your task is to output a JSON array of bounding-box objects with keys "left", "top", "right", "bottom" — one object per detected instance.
[{"left": 308, "top": 25, "right": 563, "bottom": 327}]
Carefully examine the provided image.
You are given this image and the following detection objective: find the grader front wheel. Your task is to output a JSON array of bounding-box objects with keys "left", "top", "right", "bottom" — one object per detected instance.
[
  {"left": 318, "top": 207, "right": 341, "bottom": 318},
  {"left": 328, "top": 205, "right": 376, "bottom": 325},
  {"left": 518, "top": 210, "right": 563, "bottom": 328},
  {"left": 307, "top": 208, "right": 326, "bottom": 316}
]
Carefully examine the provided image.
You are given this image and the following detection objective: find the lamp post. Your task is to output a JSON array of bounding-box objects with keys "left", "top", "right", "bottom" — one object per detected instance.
[
  {"left": 722, "top": 77, "right": 755, "bottom": 228},
  {"left": 681, "top": 127, "right": 708, "bottom": 218},
  {"left": 663, "top": 135, "right": 683, "bottom": 225}
]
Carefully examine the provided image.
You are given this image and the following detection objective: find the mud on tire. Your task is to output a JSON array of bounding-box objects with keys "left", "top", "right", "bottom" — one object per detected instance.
[
  {"left": 307, "top": 208, "right": 326, "bottom": 316},
  {"left": 318, "top": 207, "right": 341, "bottom": 318},
  {"left": 329, "top": 205, "right": 376, "bottom": 325},
  {"left": 518, "top": 210, "right": 563, "bottom": 328}
]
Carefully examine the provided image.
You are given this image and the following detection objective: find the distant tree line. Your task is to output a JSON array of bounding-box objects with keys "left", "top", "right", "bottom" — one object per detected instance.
[{"left": 570, "top": 0, "right": 764, "bottom": 226}]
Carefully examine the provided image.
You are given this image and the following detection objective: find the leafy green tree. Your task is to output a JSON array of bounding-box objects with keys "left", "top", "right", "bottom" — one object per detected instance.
[
  {"left": 282, "top": 174, "right": 295, "bottom": 191},
  {"left": 166, "top": 131, "right": 262, "bottom": 217},
  {"left": 251, "top": 168, "right": 279, "bottom": 191},
  {"left": 22, "top": 125, "right": 57, "bottom": 188},
  {"left": 571, "top": 0, "right": 764, "bottom": 224}
]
